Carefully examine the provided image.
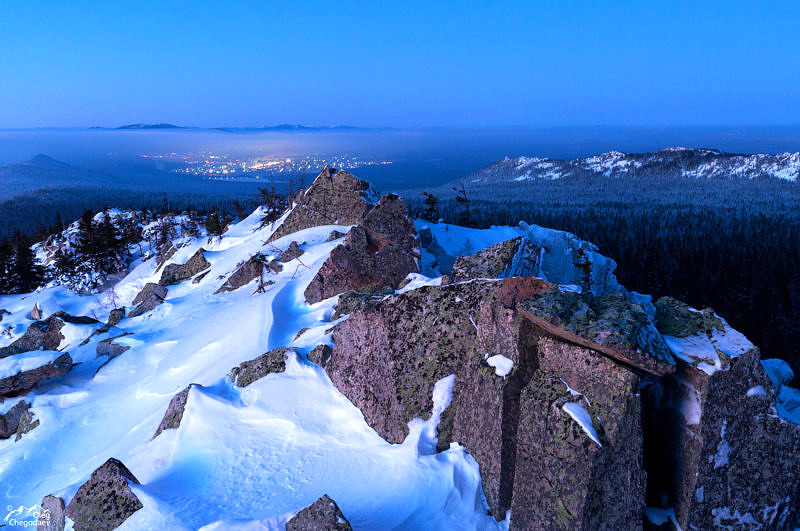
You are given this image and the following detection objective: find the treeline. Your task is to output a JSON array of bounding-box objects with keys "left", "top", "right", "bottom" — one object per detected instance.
[{"left": 406, "top": 176, "right": 800, "bottom": 380}]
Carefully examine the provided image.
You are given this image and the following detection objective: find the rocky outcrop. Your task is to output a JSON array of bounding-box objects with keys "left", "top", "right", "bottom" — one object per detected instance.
[
  {"left": 159, "top": 248, "right": 210, "bottom": 286},
  {"left": 38, "top": 494, "right": 66, "bottom": 531},
  {"left": 307, "top": 344, "right": 333, "bottom": 368},
  {"left": 96, "top": 334, "right": 132, "bottom": 359},
  {"left": 642, "top": 298, "right": 800, "bottom": 529},
  {"left": 0, "top": 353, "right": 72, "bottom": 398},
  {"left": 0, "top": 316, "right": 66, "bottom": 358},
  {"left": 278, "top": 241, "right": 305, "bottom": 262},
  {"left": 0, "top": 400, "right": 31, "bottom": 439},
  {"left": 155, "top": 242, "right": 177, "bottom": 269},
  {"left": 444, "top": 236, "right": 540, "bottom": 283},
  {"left": 286, "top": 494, "right": 352, "bottom": 531},
  {"left": 153, "top": 385, "right": 193, "bottom": 438},
  {"left": 65, "top": 458, "right": 143, "bottom": 531},
  {"left": 229, "top": 347, "right": 290, "bottom": 387},
  {"left": 215, "top": 255, "right": 274, "bottom": 294},
  {"left": 107, "top": 308, "right": 125, "bottom": 327},
  {"left": 332, "top": 288, "right": 393, "bottom": 319},
  {"left": 268, "top": 166, "right": 378, "bottom": 243},
  {"left": 129, "top": 283, "right": 167, "bottom": 318},
  {"left": 15, "top": 407, "right": 39, "bottom": 441},
  {"left": 327, "top": 277, "right": 646, "bottom": 525},
  {"left": 304, "top": 226, "right": 417, "bottom": 304}
]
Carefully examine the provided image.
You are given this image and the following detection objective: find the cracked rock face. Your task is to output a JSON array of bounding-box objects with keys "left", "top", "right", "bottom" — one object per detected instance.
[
  {"left": 65, "top": 458, "right": 143, "bottom": 531},
  {"left": 304, "top": 226, "right": 417, "bottom": 304},
  {"left": 159, "top": 248, "right": 211, "bottom": 286},
  {"left": 286, "top": 494, "right": 352, "bottom": 531},
  {"left": 0, "top": 352, "right": 72, "bottom": 398}
]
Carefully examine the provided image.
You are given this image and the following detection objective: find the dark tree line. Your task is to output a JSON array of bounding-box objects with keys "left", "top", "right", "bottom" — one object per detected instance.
[{"left": 409, "top": 176, "right": 800, "bottom": 382}]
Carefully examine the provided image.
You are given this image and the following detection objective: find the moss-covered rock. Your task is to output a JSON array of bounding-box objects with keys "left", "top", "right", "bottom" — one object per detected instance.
[
  {"left": 654, "top": 296, "right": 724, "bottom": 338},
  {"left": 286, "top": 494, "right": 352, "bottom": 530},
  {"left": 159, "top": 248, "right": 210, "bottom": 286},
  {"left": 14, "top": 407, "right": 39, "bottom": 441},
  {"left": 152, "top": 385, "right": 194, "bottom": 438},
  {"left": 65, "top": 458, "right": 143, "bottom": 531},
  {"left": 229, "top": 347, "right": 291, "bottom": 387}
]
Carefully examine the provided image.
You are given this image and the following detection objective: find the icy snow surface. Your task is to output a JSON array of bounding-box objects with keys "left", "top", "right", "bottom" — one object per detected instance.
[
  {"left": 762, "top": 358, "right": 800, "bottom": 425},
  {"left": 485, "top": 355, "right": 513, "bottom": 378},
  {"left": 0, "top": 208, "right": 505, "bottom": 530}
]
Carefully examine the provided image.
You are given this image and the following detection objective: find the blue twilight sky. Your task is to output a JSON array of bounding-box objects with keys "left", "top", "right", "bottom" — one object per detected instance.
[{"left": 1, "top": 1, "right": 799, "bottom": 128}]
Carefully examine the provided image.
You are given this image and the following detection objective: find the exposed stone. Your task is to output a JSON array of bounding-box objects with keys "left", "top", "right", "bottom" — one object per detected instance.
[
  {"left": 159, "top": 248, "right": 210, "bottom": 286},
  {"left": 215, "top": 255, "right": 269, "bottom": 293},
  {"left": 268, "top": 167, "right": 378, "bottom": 243},
  {"left": 519, "top": 288, "right": 675, "bottom": 375},
  {"left": 65, "top": 458, "right": 143, "bottom": 531},
  {"left": 129, "top": 283, "right": 168, "bottom": 318},
  {"left": 0, "top": 308, "right": 10, "bottom": 321},
  {"left": 15, "top": 407, "right": 39, "bottom": 441},
  {"left": 96, "top": 334, "right": 132, "bottom": 359},
  {"left": 444, "top": 237, "right": 540, "bottom": 283},
  {"left": 332, "top": 288, "right": 393, "bottom": 319},
  {"left": 31, "top": 302, "right": 43, "bottom": 320},
  {"left": 132, "top": 282, "right": 167, "bottom": 306},
  {"left": 155, "top": 242, "right": 177, "bottom": 269},
  {"left": 0, "top": 400, "right": 31, "bottom": 439},
  {"left": 361, "top": 193, "right": 418, "bottom": 253},
  {"left": 191, "top": 270, "right": 209, "bottom": 284},
  {"left": 38, "top": 495, "right": 66, "bottom": 531},
  {"left": 286, "top": 494, "right": 352, "bottom": 531},
  {"left": 0, "top": 316, "right": 66, "bottom": 358},
  {"left": 642, "top": 347, "right": 800, "bottom": 529},
  {"left": 278, "top": 241, "right": 305, "bottom": 262},
  {"left": 307, "top": 344, "right": 333, "bottom": 368},
  {"left": 49, "top": 311, "right": 99, "bottom": 325},
  {"left": 0, "top": 353, "right": 72, "bottom": 398},
  {"left": 107, "top": 308, "right": 125, "bottom": 327},
  {"left": 304, "top": 226, "right": 417, "bottom": 304},
  {"left": 267, "top": 260, "right": 283, "bottom": 274},
  {"left": 326, "top": 230, "right": 346, "bottom": 241},
  {"left": 152, "top": 385, "right": 194, "bottom": 439},
  {"left": 229, "top": 347, "right": 291, "bottom": 387}
]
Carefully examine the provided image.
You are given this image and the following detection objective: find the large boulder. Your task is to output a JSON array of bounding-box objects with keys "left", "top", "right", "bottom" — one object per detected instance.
[
  {"left": 65, "top": 458, "right": 143, "bottom": 531},
  {"left": 0, "top": 352, "right": 72, "bottom": 398},
  {"left": 327, "top": 276, "right": 645, "bottom": 525},
  {"left": 445, "top": 236, "right": 540, "bottom": 283},
  {"left": 277, "top": 240, "right": 305, "bottom": 263},
  {"left": 129, "top": 283, "right": 168, "bottom": 318},
  {"left": 159, "top": 248, "right": 210, "bottom": 286},
  {"left": 0, "top": 400, "right": 31, "bottom": 439},
  {"left": 268, "top": 167, "right": 379, "bottom": 242},
  {"left": 215, "top": 255, "right": 274, "bottom": 294},
  {"left": 286, "top": 494, "right": 352, "bottom": 531},
  {"left": 642, "top": 298, "right": 800, "bottom": 529},
  {"left": 0, "top": 316, "right": 66, "bottom": 358},
  {"left": 228, "top": 347, "right": 291, "bottom": 387},
  {"left": 304, "top": 226, "right": 417, "bottom": 304},
  {"left": 152, "top": 385, "right": 194, "bottom": 438},
  {"left": 37, "top": 494, "right": 66, "bottom": 531}
]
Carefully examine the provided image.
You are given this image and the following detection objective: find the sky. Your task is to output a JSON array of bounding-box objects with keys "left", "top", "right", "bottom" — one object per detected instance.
[{"left": 1, "top": 1, "right": 799, "bottom": 128}]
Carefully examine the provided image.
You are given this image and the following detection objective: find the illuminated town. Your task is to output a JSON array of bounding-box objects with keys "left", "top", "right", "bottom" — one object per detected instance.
[{"left": 141, "top": 152, "right": 392, "bottom": 180}]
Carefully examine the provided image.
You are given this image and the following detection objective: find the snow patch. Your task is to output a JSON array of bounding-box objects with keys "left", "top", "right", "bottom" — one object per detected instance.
[
  {"left": 486, "top": 355, "right": 514, "bottom": 377},
  {"left": 561, "top": 402, "right": 602, "bottom": 446}
]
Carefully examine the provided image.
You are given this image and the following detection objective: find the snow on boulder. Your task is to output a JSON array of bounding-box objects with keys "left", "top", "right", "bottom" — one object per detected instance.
[
  {"left": 286, "top": 494, "right": 352, "bottom": 531},
  {"left": 0, "top": 315, "right": 66, "bottom": 358},
  {"left": 0, "top": 351, "right": 72, "bottom": 398},
  {"left": 65, "top": 458, "right": 143, "bottom": 531},
  {"left": 229, "top": 347, "right": 292, "bottom": 387},
  {"left": 158, "top": 248, "right": 210, "bottom": 286}
]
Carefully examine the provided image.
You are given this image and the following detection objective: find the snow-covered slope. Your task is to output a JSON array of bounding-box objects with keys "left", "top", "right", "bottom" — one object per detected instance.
[
  {"left": 467, "top": 148, "right": 800, "bottom": 184},
  {"left": 0, "top": 208, "right": 502, "bottom": 530}
]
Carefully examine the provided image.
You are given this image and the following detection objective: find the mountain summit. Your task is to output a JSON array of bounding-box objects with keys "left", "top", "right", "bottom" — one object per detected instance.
[{"left": 0, "top": 168, "right": 798, "bottom": 529}]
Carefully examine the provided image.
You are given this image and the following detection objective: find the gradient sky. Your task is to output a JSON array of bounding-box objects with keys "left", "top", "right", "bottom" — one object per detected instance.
[{"left": 2, "top": 1, "right": 799, "bottom": 128}]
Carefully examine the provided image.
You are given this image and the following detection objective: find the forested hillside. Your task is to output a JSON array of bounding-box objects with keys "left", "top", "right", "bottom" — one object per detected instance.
[{"left": 406, "top": 175, "right": 800, "bottom": 381}]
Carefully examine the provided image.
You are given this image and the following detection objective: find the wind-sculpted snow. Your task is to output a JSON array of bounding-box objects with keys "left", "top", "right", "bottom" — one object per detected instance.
[
  {"left": 468, "top": 147, "right": 800, "bottom": 184},
  {"left": 0, "top": 206, "right": 503, "bottom": 530}
]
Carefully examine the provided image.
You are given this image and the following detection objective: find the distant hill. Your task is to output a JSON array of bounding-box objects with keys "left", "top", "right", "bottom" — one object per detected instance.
[
  {"left": 116, "top": 123, "right": 183, "bottom": 130},
  {"left": 463, "top": 147, "right": 800, "bottom": 187}
]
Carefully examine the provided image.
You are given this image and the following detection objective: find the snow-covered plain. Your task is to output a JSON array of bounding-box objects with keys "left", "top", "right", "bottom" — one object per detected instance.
[{"left": 0, "top": 209, "right": 505, "bottom": 530}]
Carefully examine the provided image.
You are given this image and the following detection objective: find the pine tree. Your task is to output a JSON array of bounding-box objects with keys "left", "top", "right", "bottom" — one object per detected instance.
[{"left": 12, "top": 232, "right": 43, "bottom": 293}]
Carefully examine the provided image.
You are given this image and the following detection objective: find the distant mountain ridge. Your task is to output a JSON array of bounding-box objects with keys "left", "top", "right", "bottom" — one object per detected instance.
[{"left": 468, "top": 147, "right": 800, "bottom": 184}]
